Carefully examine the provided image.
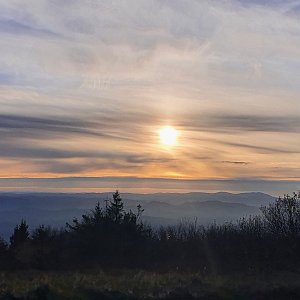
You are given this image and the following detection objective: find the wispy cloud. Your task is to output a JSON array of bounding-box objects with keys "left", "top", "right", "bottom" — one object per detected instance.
[
  {"left": 221, "top": 161, "right": 250, "bottom": 165},
  {"left": 0, "top": 19, "right": 59, "bottom": 37},
  {"left": 180, "top": 114, "right": 300, "bottom": 133}
]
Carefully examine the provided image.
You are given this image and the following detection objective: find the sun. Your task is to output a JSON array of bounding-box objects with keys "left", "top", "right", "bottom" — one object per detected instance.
[{"left": 159, "top": 126, "right": 178, "bottom": 146}]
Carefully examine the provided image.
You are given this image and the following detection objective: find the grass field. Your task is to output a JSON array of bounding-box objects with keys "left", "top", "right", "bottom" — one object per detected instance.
[{"left": 1, "top": 270, "right": 300, "bottom": 299}]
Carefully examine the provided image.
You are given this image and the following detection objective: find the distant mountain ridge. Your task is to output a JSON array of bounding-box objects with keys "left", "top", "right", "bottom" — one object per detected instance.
[
  {"left": 0, "top": 192, "right": 275, "bottom": 240},
  {"left": 122, "top": 191, "right": 275, "bottom": 206}
]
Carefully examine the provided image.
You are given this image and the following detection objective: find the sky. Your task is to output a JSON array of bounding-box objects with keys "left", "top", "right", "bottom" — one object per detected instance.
[{"left": 0, "top": 0, "right": 299, "bottom": 194}]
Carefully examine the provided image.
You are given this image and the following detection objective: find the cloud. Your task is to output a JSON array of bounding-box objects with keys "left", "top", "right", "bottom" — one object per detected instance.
[
  {"left": 0, "top": 114, "right": 145, "bottom": 141},
  {"left": 219, "top": 141, "right": 299, "bottom": 154},
  {"left": 180, "top": 114, "right": 300, "bottom": 134},
  {"left": 209, "top": 114, "right": 300, "bottom": 133},
  {"left": 221, "top": 161, "right": 250, "bottom": 165},
  {"left": 0, "top": 0, "right": 299, "bottom": 184},
  {"left": 0, "top": 139, "right": 173, "bottom": 162},
  {"left": 0, "top": 19, "right": 59, "bottom": 38}
]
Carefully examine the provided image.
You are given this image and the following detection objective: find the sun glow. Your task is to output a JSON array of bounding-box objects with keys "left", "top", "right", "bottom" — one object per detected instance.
[{"left": 159, "top": 126, "right": 178, "bottom": 146}]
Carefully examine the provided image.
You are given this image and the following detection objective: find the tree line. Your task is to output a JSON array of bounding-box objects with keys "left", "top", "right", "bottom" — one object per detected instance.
[{"left": 0, "top": 191, "right": 300, "bottom": 274}]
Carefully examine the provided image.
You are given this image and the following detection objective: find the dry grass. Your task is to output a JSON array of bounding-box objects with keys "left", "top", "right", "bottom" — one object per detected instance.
[{"left": 1, "top": 269, "right": 300, "bottom": 299}]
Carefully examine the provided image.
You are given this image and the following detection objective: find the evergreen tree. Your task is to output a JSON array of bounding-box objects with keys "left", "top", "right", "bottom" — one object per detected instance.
[
  {"left": 107, "top": 190, "right": 124, "bottom": 223},
  {"left": 31, "top": 225, "right": 62, "bottom": 269},
  {"left": 66, "top": 202, "right": 104, "bottom": 232},
  {"left": 65, "top": 191, "right": 149, "bottom": 265},
  {"left": 0, "top": 237, "right": 8, "bottom": 269},
  {"left": 10, "top": 220, "right": 29, "bottom": 250},
  {"left": 9, "top": 220, "right": 31, "bottom": 267}
]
